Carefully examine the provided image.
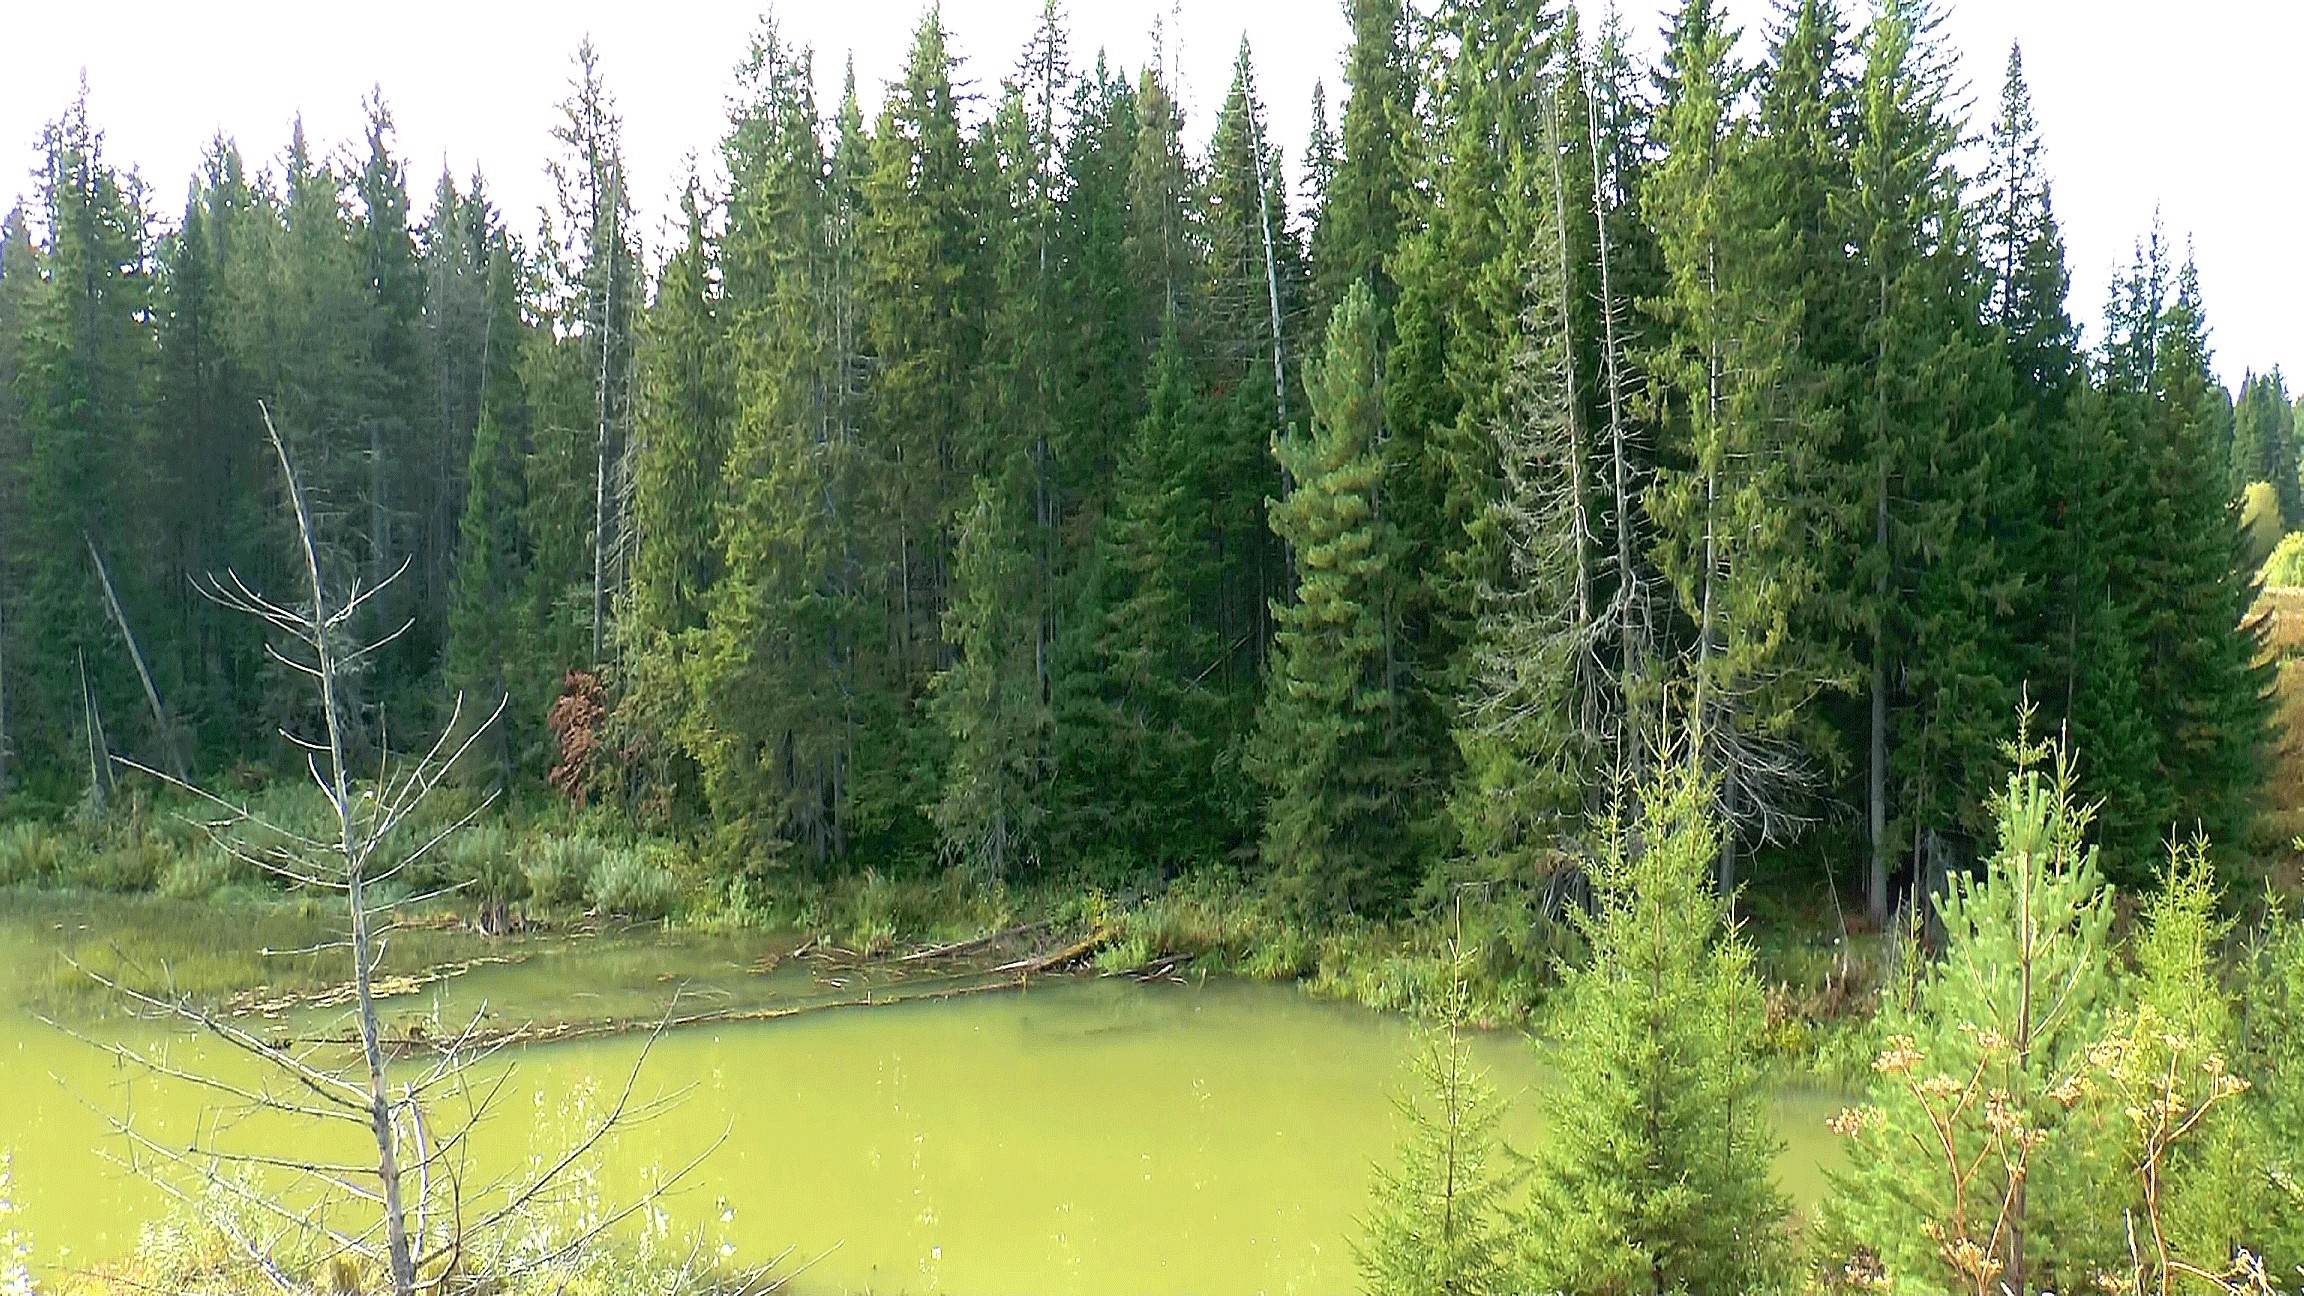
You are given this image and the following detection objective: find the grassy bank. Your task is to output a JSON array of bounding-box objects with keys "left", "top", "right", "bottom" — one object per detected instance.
[{"left": 0, "top": 780, "right": 1902, "bottom": 1084}]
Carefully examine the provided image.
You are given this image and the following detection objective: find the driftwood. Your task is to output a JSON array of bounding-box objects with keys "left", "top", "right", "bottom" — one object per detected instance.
[
  {"left": 222, "top": 955, "right": 522, "bottom": 1018},
  {"left": 995, "top": 925, "right": 1113, "bottom": 975},
  {"left": 261, "top": 925, "right": 1121, "bottom": 1059},
  {"left": 893, "top": 919, "right": 1051, "bottom": 964}
]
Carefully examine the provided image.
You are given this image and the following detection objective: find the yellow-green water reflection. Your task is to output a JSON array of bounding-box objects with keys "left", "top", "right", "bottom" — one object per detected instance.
[{"left": 0, "top": 895, "right": 1844, "bottom": 1294}]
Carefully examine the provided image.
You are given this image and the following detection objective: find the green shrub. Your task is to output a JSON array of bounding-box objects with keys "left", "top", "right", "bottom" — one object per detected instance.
[
  {"left": 66, "top": 839, "right": 162, "bottom": 892},
  {"left": 440, "top": 825, "right": 527, "bottom": 904},
  {"left": 525, "top": 835, "right": 603, "bottom": 907},
  {"left": 585, "top": 847, "right": 677, "bottom": 919},
  {"left": 158, "top": 844, "right": 245, "bottom": 899},
  {"left": 0, "top": 822, "right": 69, "bottom": 886},
  {"left": 2266, "top": 530, "right": 2304, "bottom": 588},
  {"left": 2245, "top": 480, "right": 2288, "bottom": 571}
]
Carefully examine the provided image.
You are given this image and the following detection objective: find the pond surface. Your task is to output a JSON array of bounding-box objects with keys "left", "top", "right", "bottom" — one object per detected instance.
[{"left": 0, "top": 893, "right": 1845, "bottom": 1295}]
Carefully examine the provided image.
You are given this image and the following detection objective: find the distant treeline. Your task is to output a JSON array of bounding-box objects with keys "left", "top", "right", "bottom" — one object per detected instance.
[{"left": 0, "top": 0, "right": 2289, "bottom": 913}]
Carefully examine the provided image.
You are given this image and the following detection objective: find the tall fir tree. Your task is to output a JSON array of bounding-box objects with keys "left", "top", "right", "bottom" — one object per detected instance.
[
  {"left": 1521, "top": 762, "right": 1788, "bottom": 1296},
  {"left": 863, "top": 11, "right": 978, "bottom": 694},
  {"left": 1840, "top": 0, "right": 2029, "bottom": 919},
  {"left": 687, "top": 21, "right": 860, "bottom": 865},
  {"left": 625, "top": 185, "right": 729, "bottom": 645},
  {"left": 446, "top": 231, "right": 536, "bottom": 780},
  {"left": 1314, "top": 0, "right": 1414, "bottom": 324},
  {"left": 14, "top": 90, "right": 165, "bottom": 789},
  {"left": 2232, "top": 369, "right": 2300, "bottom": 527},
  {"left": 2100, "top": 246, "right": 2271, "bottom": 870},
  {"left": 1394, "top": 0, "right": 1567, "bottom": 884},
  {"left": 1252, "top": 283, "right": 1423, "bottom": 914},
  {"left": 0, "top": 205, "right": 36, "bottom": 797},
  {"left": 1202, "top": 42, "right": 1301, "bottom": 714},
  {"left": 930, "top": 479, "right": 1052, "bottom": 880},
  {"left": 1055, "top": 326, "right": 1227, "bottom": 869}
]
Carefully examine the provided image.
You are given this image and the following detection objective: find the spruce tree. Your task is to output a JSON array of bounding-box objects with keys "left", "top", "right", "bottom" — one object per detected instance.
[
  {"left": 1356, "top": 955, "right": 1516, "bottom": 1296},
  {"left": 1050, "top": 57, "right": 1143, "bottom": 519},
  {"left": 1252, "top": 282, "right": 1421, "bottom": 914},
  {"left": 543, "top": 41, "right": 638, "bottom": 667},
  {"left": 626, "top": 185, "right": 728, "bottom": 643},
  {"left": 930, "top": 479, "right": 1051, "bottom": 881},
  {"left": 15, "top": 90, "right": 164, "bottom": 787},
  {"left": 1122, "top": 64, "right": 1198, "bottom": 350},
  {"left": 351, "top": 97, "right": 428, "bottom": 614},
  {"left": 1842, "top": 0, "right": 2029, "bottom": 917},
  {"left": 2232, "top": 370, "right": 2300, "bottom": 530},
  {"left": 0, "top": 206, "right": 34, "bottom": 797},
  {"left": 1644, "top": 0, "right": 1847, "bottom": 892},
  {"left": 445, "top": 233, "right": 535, "bottom": 779},
  {"left": 155, "top": 169, "right": 270, "bottom": 764},
  {"left": 1521, "top": 762, "right": 1787, "bottom": 1296},
  {"left": 862, "top": 11, "right": 977, "bottom": 689},
  {"left": 1315, "top": 0, "right": 1413, "bottom": 322},
  {"left": 687, "top": 21, "right": 858, "bottom": 865},
  {"left": 416, "top": 169, "right": 494, "bottom": 642},
  {"left": 1450, "top": 109, "right": 1597, "bottom": 878},
  {"left": 2127, "top": 255, "right": 2271, "bottom": 865},
  {"left": 1394, "top": 0, "right": 1566, "bottom": 881},
  {"left": 1056, "top": 326, "right": 1225, "bottom": 870},
  {"left": 1202, "top": 42, "right": 1300, "bottom": 715}
]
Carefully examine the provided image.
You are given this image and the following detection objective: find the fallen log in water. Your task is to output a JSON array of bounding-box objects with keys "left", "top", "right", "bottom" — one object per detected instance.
[
  {"left": 223, "top": 954, "right": 523, "bottom": 1018},
  {"left": 263, "top": 927, "right": 1117, "bottom": 1058},
  {"left": 994, "top": 925, "right": 1113, "bottom": 975},
  {"left": 893, "top": 919, "right": 1051, "bottom": 964}
]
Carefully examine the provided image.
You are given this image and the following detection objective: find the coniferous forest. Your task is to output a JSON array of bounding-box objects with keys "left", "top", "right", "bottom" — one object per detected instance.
[
  {"left": 1, "top": 0, "right": 2279, "bottom": 911},
  {"left": 3, "top": 0, "right": 2304, "bottom": 1292}
]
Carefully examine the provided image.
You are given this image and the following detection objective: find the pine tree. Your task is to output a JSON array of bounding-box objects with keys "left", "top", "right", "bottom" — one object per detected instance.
[
  {"left": 1356, "top": 954, "right": 1516, "bottom": 1296},
  {"left": 930, "top": 479, "right": 1052, "bottom": 881},
  {"left": 1521, "top": 761, "right": 1787, "bottom": 1296},
  {"left": 1252, "top": 283, "right": 1421, "bottom": 914},
  {"left": 2248, "top": 905, "right": 2304, "bottom": 1268},
  {"left": 2122, "top": 837, "right": 2270, "bottom": 1267},
  {"left": 1822, "top": 726, "right": 2121, "bottom": 1293}
]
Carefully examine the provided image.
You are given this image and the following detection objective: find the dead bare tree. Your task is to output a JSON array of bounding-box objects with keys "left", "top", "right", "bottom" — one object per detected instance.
[{"left": 68, "top": 406, "right": 776, "bottom": 1296}]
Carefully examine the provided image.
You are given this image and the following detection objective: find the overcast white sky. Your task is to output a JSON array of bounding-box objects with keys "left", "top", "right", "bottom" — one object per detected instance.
[{"left": 2, "top": 2, "right": 2295, "bottom": 384}]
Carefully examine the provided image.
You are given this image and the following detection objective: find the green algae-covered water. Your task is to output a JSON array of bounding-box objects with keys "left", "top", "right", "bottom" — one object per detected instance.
[{"left": 0, "top": 893, "right": 1845, "bottom": 1294}]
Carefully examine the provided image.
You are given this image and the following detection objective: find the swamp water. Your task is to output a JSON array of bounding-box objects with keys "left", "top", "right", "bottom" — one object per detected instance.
[{"left": 0, "top": 893, "right": 1845, "bottom": 1294}]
